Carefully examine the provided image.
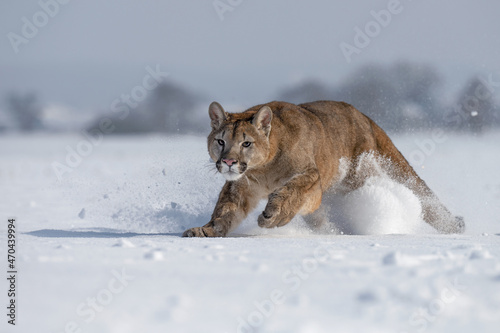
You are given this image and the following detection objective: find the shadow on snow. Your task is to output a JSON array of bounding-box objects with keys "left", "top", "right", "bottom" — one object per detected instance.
[{"left": 25, "top": 228, "right": 182, "bottom": 238}]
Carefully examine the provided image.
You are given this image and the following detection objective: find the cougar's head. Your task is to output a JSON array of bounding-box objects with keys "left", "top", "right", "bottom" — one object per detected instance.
[{"left": 207, "top": 101, "right": 273, "bottom": 181}]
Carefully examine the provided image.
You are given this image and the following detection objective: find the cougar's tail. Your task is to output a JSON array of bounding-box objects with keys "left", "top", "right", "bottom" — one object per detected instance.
[{"left": 368, "top": 119, "right": 465, "bottom": 234}]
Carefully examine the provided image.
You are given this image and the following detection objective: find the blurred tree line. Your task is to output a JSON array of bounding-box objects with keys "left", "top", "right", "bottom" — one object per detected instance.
[
  {"left": 86, "top": 81, "right": 207, "bottom": 135},
  {"left": 1, "top": 61, "right": 499, "bottom": 134},
  {"left": 278, "top": 62, "right": 500, "bottom": 133}
]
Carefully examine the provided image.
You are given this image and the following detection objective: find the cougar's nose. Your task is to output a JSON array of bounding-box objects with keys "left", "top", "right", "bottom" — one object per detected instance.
[{"left": 222, "top": 159, "right": 237, "bottom": 167}]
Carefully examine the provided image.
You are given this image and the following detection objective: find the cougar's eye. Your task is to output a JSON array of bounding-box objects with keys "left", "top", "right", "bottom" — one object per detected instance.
[
  {"left": 242, "top": 141, "right": 252, "bottom": 148},
  {"left": 217, "top": 139, "right": 225, "bottom": 146}
]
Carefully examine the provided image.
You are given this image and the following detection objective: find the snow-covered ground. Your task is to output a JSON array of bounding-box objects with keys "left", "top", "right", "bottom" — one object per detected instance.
[{"left": 1, "top": 131, "right": 500, "bottom": 333}]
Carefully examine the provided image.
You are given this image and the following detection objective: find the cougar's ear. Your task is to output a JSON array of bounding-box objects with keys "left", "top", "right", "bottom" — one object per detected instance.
[
  {"left": 208, "top": 101, "right": 227, "bottom": 130},
  {"left": 252, "top": 106, "right": 272, "bottom": 136}
]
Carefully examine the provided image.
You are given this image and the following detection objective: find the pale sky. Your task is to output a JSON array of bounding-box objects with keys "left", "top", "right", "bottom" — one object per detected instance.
[{"left": 1, "top": 0, "right": 499, "bottom": 109}]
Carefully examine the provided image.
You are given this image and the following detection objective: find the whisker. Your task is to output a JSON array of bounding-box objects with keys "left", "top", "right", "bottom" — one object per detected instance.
[{"left": 201, "top": 162, "right": 219, "bottom": 176}]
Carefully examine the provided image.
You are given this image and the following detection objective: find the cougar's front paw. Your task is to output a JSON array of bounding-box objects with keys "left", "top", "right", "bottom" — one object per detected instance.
[
  {"left": 258, "top": 211, "right": 275, "bottom": 228},
  {"left": 182, "top": 227, "right": 215, "bottom": 237},
  {"left": 258, "top": 210, "right": 294, "bottom": 228},
  {"left": 258, "top": 197, "right": 295, "bottom": 228},
  {"left": 258, "top": 199, "right": 281, "bottom": 228}
]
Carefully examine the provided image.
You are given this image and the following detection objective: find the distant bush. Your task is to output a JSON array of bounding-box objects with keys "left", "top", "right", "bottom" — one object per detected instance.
[
  {"left": 446, "top": 77, "right": 499, "bottom": 133},
  {"left": 6, "top": 92, "right": 44, "bottom": 131}
]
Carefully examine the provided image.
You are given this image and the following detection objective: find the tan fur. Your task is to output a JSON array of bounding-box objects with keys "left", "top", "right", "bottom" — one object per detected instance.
[{"left": 182, "top": 101, "right": 464, "bottom": 237}]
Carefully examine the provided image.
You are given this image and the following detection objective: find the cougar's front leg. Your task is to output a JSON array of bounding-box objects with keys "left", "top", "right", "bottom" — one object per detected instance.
[
  {"left": 183, "top": 181, "right": 258, "bottom": 237},
  {"left": 258, "top": 167, "right": 322, "bottom": 228}
]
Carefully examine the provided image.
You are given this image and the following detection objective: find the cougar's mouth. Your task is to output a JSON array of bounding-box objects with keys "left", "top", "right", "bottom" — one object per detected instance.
[
  {"left": 216, "top": 161, "right": 246, "bottom": 181},
  {"left": 222, "top": 170, "right": 243, "bottom": 181}
]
